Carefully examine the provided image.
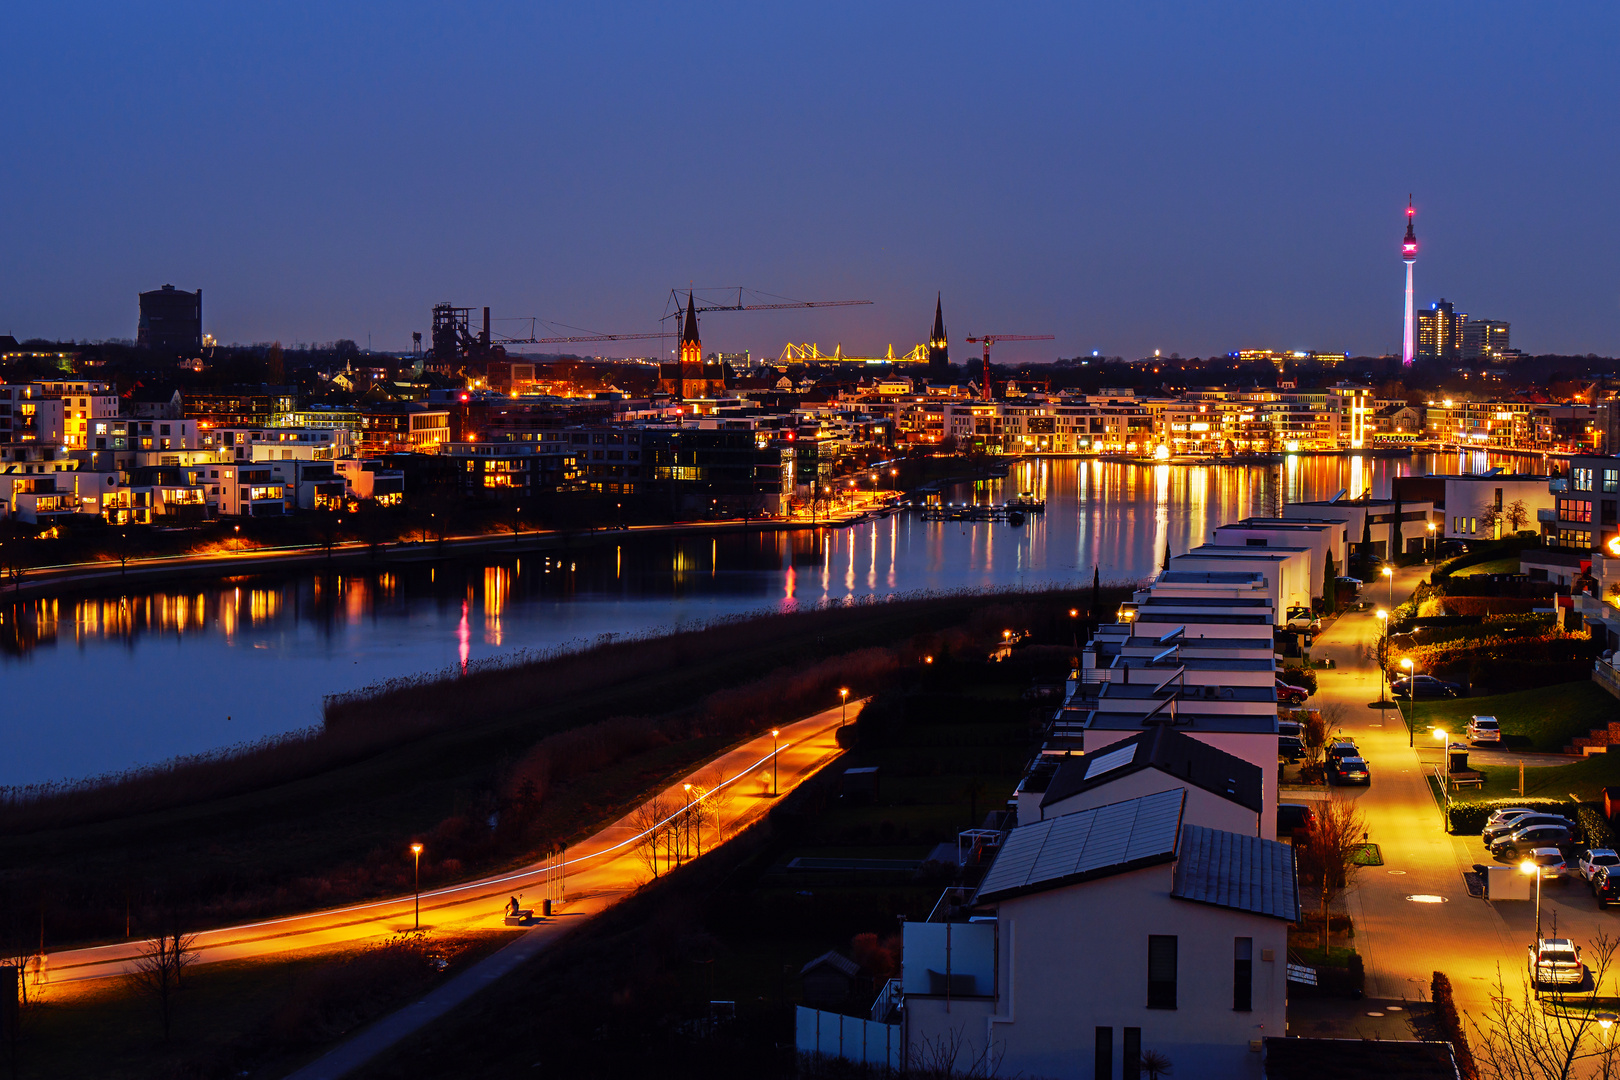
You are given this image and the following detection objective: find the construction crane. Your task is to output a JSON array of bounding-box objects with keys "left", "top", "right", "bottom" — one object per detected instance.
[
  {"left": 662, "top": 287, "right": 871, "bottom": 321},
  {"left": 965, "top": 334, "right": 1055, "bottom": 400}
]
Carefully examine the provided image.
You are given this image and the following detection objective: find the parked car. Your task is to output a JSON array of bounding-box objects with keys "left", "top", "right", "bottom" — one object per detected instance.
[
  {"left": 1521, "top": 847, "right": 1569, "bottom": 881},
  {"left": 1278, "top": 735, "right": 1306, "bottom": 762},
  {"left": 1285, "top": 607, "right": 1321, "bottom": 632},
  {"left": 1594, "top": 865, "right": 1620, "bottom": 906},
  {"left": 1484, "top": 813, "right": 1574, "bottom": 844},
  {"left": 1391, "top": 674, "right": 1462, "bottom": 699},
  {"left": 1579, "top": 848, "right": 1620, "bottom": 882},
  {"left": 1485, "top": 806, "right": 1540, "bottom": 831},
  {"left": 1277, "top": 803, "right": 1316, "bottom": 835},
  {"left": 1529, "top": 938, "right": 1585, "bottom": 986},
  {"left": 1335, "top": 575, "right": 1364, "bottom": 591},
  {"left": 1435, "top": 539, "right": 1470, "bottom": 558},
  {"left": 1277, "top": 719, "right": 1303, "bottom": 739},
  {"left": 1276, "top": 680, "right": 1310, "bottom": 706},
  {"left": 1326, "top": 740, "right": 1360, "bottom": 764},
  {"left": 1491, "top": 823, "right": 1574, "bottom": 860},
  {"left": 1328, "top": 755, "right": 1371, "bottom": 785},
  {"left": 1468, "top": 715, "right": 1502, "bottom": 745}
]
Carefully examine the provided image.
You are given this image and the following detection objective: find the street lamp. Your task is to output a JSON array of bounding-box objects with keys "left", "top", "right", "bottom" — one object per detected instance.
[
  {"left": 1426, "top": 522, "right": 1437, "bottom": 561},
  {"left": 1520, "top": 858, "right": 1545, "bottom": 946},
  {"left": 1069, "top": 607, "right": 1080, "bottom": 647},
  {"left": 839, "top": 687, "right": 849, "bottom": 725},
  {"left": 1382, "top": 565, "right": 1394, "bottom": 608},
  {"left": 410, "top": 842, "right": 424, "bottom": 930},
  {"left": 1375, "top": 609, "right": 1389, "bottom": 709},
  {"left": 683, "top": 783, "right": 693, "bottom": 860},
  {"left": 233, "top": 524, "right": 240, "bottom": 555},
  {"left": 771, "top": 729, "right": 780, "bottom": 796},
  {"left": 1402, "top": 657, "right": 1417, "bottom": 745}
]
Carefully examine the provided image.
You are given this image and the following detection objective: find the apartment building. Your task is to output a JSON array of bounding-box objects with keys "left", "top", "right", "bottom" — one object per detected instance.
[{"left": 35, "top": 380, "right": 119, "bottom": 449}]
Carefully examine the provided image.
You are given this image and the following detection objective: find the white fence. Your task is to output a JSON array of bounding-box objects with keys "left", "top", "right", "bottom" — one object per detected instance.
[{"left": 796, "top": 1005, "right": 902, "bottom": 1069}]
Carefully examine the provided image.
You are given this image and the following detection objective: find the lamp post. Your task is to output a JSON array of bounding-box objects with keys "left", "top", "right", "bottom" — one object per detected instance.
[
  {"left": 1382, "top": 565, "right": 1394, "bottom": 609},
  {"left": 839, "top": 687, "right": 849, "bottom": 726},
  {"left": 771, "top": 729, "right": 780, "bottom": 796},
  {"left": 1426, "top": 522, "right": 1437, "bottom": 561},
  {"left": 1521, "top": 858, "right": 1545, "bottom": 960},
  {"left": 233, "top": 524, "right": 240, "bottom": 555},
  {"left": 682, "top": 782, "right": 693, "bottom": 861},
  {"left": 1069, "top": 607, "right": 1080, "bottom": 648},
  {"left": 410, "top": 842, "right": 423, "bottom": 930},
  {"left": 1375, "top": 609, "right": 1389, "bottom": 709},
  {"left": 1401, "top": 657, "right": 1418, "bottom": 744}
]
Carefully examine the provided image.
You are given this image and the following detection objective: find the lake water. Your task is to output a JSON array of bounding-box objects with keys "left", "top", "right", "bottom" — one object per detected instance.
[{"left": 0, "top": 450, "right": 1521, "bottom": 786}]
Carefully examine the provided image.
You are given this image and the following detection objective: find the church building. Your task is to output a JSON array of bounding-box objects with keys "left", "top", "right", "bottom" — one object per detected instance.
[{"left": 658, "top": 292, "right": 729, "bottom": 400}]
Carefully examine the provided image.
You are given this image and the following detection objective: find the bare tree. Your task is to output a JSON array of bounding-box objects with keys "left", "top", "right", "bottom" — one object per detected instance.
[
  {"left": 907, "top": 1025, "right": 1008, "bottom": 1078},
  {"left": 1293, "top": 795, "right": 1367, "bottom": 953},
  {"left": 1468, "top": 931, "right": 1620, "bottom": 1080},
  {"left": 629, "top": 794, "right": 672, "bottom": 880},
  {"left": 1504, "top": 499, "right": 1531, "bottom": 534},
  {"left": 1479, "top": 502, "right": 1504, "bottom": 539},
  {"left": 125, "top": 927, "right": 197, "bottom": 1040}
]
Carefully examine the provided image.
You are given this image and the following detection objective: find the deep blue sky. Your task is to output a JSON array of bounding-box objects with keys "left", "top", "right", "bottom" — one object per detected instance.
[{"left": 3, "top": 3, "right": 1616, "bottom": 360}]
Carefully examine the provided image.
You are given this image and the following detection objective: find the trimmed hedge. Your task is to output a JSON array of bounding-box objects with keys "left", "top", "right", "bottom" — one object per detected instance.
[
  {"left": 1578, "top": 805, "right": 1618, "bottom": 850},
  {"left": 1446, "top": 797, "right": 1573, "bottom": 835},
  {"left": 1432, "top": 971, "right": 1479, "bottom": 1080}
]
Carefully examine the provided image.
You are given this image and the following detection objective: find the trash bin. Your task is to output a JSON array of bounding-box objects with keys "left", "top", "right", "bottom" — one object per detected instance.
[
  {"left": 1449, "top": 745, "right": 1470, "bottom": 773},
  {"left": 542, "top": 898, "right": 552, "bottom": 917}
]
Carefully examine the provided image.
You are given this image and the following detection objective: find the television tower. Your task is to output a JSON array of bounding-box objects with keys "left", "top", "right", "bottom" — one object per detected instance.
[{"left": 1401, "top": 196, "right": 1417, "bottom": 366}]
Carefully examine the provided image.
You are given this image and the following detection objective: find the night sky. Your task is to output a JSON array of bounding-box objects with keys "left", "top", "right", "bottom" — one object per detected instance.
[{"left": 3, "top": 2, "right": 1616, "bottom": 359}]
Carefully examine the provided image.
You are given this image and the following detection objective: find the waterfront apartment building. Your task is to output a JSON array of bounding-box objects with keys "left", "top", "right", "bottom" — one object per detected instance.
[
  {"left": 184, "top": 386, "right": 297, "bottom": 429},
  {"left": 1548, "top": 456, "right": 1620, "bottom": 554},
  {"left": 208, "top": 425, "right": 352, "bottom": 462},
  {"left": 33, "top": 380, "right": 119, "bottom": 449}
]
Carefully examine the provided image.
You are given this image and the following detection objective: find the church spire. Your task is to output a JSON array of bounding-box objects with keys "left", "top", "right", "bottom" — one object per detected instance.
[
  {"left": 928, "top": 292, "right": 949, "bottom": 376},
  {"left": 679, "top": 291, "right": 701, "bottom": 365}
]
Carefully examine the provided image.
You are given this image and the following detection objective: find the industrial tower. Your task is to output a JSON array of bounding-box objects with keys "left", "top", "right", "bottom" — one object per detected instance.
[
  {"left": 928, "top": 294, "right": 949, "bottom": 377},
  {"left": 1402, "top": 197, "right": 1418, "bottom": 366}
]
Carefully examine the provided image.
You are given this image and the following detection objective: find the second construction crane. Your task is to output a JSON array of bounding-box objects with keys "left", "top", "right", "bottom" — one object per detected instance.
[{"left": 965, "top": 334, "right": 1055, "bottom": 400}]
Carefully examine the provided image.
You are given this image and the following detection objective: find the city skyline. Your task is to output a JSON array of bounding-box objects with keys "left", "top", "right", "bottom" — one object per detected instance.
[{"left": 3, "top": 4, "right": 1618, "bottom": 358}]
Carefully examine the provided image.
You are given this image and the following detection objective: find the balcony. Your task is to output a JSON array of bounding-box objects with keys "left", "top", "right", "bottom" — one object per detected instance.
[{"left": 1538, "top": 508, "right": 1558, "bottom": 524}]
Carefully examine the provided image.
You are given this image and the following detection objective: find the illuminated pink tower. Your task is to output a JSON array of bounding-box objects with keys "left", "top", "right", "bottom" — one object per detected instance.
[{"left": 1401, "top": 196, "right": 1418, "bottom": 365}]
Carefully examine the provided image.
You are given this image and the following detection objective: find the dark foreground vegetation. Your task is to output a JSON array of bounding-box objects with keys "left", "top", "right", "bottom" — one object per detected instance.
[
  {"left": 0, "top": 585, "right": 1123, "bottom": 956},
  {"left": 351, "top": 643, "right": 1068, "bottom": 1080}
]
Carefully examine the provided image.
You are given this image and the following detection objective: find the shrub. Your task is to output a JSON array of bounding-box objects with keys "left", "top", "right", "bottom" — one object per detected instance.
[
  {"left": 1431, "top": 971, "right": 1479, "bottom": 1080},
  {"left": 1446, "top": 798, "right": 1573, "bottom": 835},
  {"left": 1578, "top": 805, "right": 1617, "bottom": 850},
  {"left": 1278, "top": 667, "right": 1317, "bottom": 693}
]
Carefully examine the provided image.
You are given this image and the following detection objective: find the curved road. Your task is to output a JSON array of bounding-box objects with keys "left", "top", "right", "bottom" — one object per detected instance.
[{"left": 43, "top": 700, "right": 859, "bottom": 988}]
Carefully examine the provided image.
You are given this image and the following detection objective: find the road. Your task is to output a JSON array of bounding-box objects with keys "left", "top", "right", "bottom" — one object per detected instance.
[
  {"left": 1302, "top": 565, "right": 1611, "bottom": 1019},
  {"left": 43, "top": 700, "right": 859, "bottom": 988}
]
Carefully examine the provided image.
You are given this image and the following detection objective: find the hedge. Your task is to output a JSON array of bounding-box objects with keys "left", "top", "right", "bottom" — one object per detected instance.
[
  {"left": 1446, "top": 798, "right": 1574, "bottom": 835},
  {"left": 1432, "top": 971, "right": 1479, "bottom": 1080},
  {"left": 1578, "top": 805, "right": 1618, "bottom": 850},
  {"left": 1278, "top": 667, "right": 1318, "bottom": 693}
]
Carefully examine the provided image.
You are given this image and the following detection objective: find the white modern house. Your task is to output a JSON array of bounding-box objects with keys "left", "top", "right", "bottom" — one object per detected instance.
[
  {"left": 1210, "top": 521, "right": 1335, "bottom": 593},
  {"left": 903, "top": 789, "right": 1297, "bottom": 1080},
  {"left": 1170, "top": 548, "right": 1313, "bottom": 616},
  {"left": 1019, "top": 724, "right": 1266, "bottom": 838}
]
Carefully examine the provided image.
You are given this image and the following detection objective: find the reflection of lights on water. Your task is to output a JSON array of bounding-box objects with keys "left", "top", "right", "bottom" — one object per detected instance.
[{"left": 458, "top": 599, "right": 470, "bottom": 674}]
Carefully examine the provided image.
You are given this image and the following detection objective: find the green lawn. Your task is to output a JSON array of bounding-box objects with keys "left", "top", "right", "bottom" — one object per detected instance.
[
  {"left": 1400, "top": 681, "right": 1615, "bottom": 752},
  {"left": 1440, "top": 753, "right": 1620, "bottom": 802},
  {"left": 1452, "top": 556, "right": 1523, "bottom": 576}
]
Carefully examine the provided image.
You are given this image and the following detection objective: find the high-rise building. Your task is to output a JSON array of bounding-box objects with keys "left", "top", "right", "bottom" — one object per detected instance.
[
  {"left": 137, "top": 284, "right": 202, "bottom": 353},
  {"left": 1401, "top": 198, "right": 1417, "bottom": 366},
  {"left": 1417, "top": 299, "right": 1466, "bottom": 361},
  {"left": 1462, "top": 319, "right": 1510, "bottom": 361},
  {"left": 927, "top": 294, "right": 949, "bottom": 377}
]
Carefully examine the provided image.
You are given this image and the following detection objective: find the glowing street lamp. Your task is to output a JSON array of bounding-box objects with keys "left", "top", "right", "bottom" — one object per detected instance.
[
  {"left": 683, "top": 783, "right": 693, "bottom": 860},
  {"left": 1426, "top": 521, "right": 1437, "bottom": 560},
  {"left": 409, "top": 842, "right": 424, "bottom": 930},
  {"left": 1520, "top": 858, "right": 1545, "bottom": 945},
  {"left": 1069, "top": 607, "right": 1080, "bottom": 647},
  {"left": 771, "top": 729, "right": 780, "bottom": 796},
  {"left": 1401, "top": 657, "right": 1417, "bottom": 745},
  {"left": 1382, "top": 565, "right": 1394, "bottom": 608},
  {"left": 233, "top": 524, "right": 240, "bottom": 555},
  {"left": 839, "top": 687, "right": 849, "bottom": 726}
]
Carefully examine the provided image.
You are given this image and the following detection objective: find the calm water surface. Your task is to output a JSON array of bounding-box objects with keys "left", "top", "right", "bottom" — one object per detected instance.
[{"left": 1, "top": 451, "right": 1520, "bottom": 785}]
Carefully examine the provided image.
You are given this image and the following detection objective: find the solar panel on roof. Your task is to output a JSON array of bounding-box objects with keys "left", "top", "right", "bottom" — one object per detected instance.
[{"left": 1084, "top": 744, "right": 1137, "bottom": 779}]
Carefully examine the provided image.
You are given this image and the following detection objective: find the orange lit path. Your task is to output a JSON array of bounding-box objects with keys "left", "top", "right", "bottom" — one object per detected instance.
[{"left": 45, "top": 699, "right": 859, "bottom": 1001}]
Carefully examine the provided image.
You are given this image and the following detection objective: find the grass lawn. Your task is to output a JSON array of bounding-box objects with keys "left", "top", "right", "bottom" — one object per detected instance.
[
  {"left": 1437, "top": 753, "right": 1620, "bottom": 802},
  {"left": 14, "top": 931, "right": 510, "bottom": 1080},
  {"left": 1399, "top": 680, "right": 1615, "bottom": 752},
  {"left": 1452, "top": 556, "right": 1523, "bottom": 576}
]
